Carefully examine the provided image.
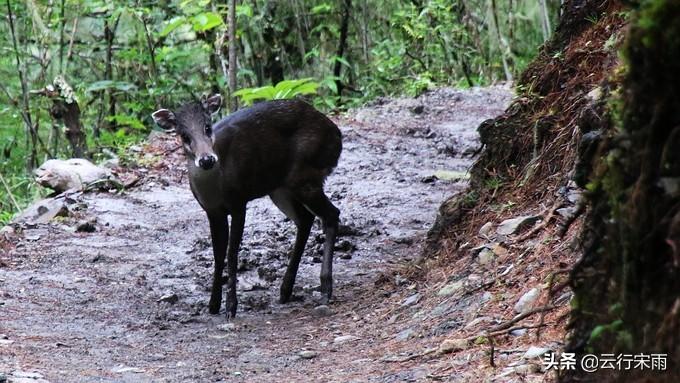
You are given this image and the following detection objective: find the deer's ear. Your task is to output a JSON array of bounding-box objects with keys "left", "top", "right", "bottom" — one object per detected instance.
[
  {"left": 151, "top": 109, "right": 176, "bottom": 132},
  {"left": 203, "top": 94, "right": 222, "bottom": 115}
]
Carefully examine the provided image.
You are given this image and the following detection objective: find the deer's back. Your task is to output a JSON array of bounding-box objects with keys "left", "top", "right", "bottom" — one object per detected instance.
[{"left": 213, "top": 99, "right": 341, "bottom": 199}]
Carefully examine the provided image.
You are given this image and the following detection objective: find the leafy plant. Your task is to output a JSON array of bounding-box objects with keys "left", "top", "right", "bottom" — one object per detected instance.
[{"left": 233, "top": 78, "right": 320, "bottom": 105}]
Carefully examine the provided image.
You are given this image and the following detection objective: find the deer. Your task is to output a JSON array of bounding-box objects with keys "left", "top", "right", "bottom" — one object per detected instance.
[{"left": 151, "top": 95, "right": 342, "bottom": 318}]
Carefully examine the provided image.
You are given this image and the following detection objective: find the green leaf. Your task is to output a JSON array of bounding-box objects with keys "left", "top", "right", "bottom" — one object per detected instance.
[
  {"left": 86, "top": 81, "right": 137, "bottom": 93},
  {"left": 106, "top": 114, "right": 146, "bottom": 131},
  {"left": 333, "top": 56, "right": 351, "bottom": 68},
  {"left": 159, "top": 17, "right": 187, "bottom": 37},
  {"left": 191, "top": 12, "right": 223, "bottom": 32},
  {"left": 311, "top": 4, "right": 332, "bottom": 14}
]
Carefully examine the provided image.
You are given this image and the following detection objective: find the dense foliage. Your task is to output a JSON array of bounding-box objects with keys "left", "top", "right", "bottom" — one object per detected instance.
[{"left": 0, "top": 0, "right": 558, "bottom": 223}]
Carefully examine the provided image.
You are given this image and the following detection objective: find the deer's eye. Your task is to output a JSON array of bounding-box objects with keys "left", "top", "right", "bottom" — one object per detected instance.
[{"left": 205, "top": 125, "right": 212, "bottom": 136}]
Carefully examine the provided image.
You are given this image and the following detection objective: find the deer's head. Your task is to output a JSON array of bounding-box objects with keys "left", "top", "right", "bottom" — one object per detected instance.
[{"left": 151, "top": 94, "right": 222, "bottom": 170}]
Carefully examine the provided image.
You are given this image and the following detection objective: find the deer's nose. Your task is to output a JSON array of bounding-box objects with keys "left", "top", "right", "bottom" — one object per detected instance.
[{"left": 198, "top": 155, "right": 216, "bottom": 170}]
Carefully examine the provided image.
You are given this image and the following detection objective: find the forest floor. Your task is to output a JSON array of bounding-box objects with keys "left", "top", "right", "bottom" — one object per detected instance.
[{"left": 0, "top": 86, "right": 570, "bottom": 383}]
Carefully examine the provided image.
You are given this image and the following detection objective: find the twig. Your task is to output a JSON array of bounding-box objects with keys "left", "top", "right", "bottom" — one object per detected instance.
[
  {"left": 517, "top": 200, "right": 563, "bottom": 241},
  {"left": 488, "top": 305, "right": 559, "bottom": 333},
  {"left": 536, "top": 268, "right": 572, "bottom": 340},
  {"left": 489, "top": 333, "right": 496, "bottom": 367},
  {"left": 557, "top": 197, "right": 587, "bottom": 237},
  {"left": 0, "top": 172, "right": 21, "bottom": 212}
]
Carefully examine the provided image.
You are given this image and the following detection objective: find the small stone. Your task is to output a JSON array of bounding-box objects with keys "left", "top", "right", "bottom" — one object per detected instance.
[
  {"left": 0, "top": 373, "right": 6, "bottom": 383},
  {"left": 76, "top": 218, "right": 97, "bottom": 233},
  {"left": 111, "top": 366, "right": 144, "bottom": 374},
  {"left": 523, "top": 346, "right": 551, "bottom": 359},
  {"left": 334, "top": 240, "right": 356, "bottom": 252},
  {"left": 477, "top": 248, "right": 495, "bottom": 265},
  {"left": 567, "top": 190, "right": 582, "bottom": 204},
  {"left": 437, "top": 280, "right": 464, "bottom": 296},
  {"left": 401, "top": 293, "right": 421, "bottom": 307},
  {"left": 395, "top": 328, "right": 415, "bottom": 341},
  {"left": 313, "top": 305, "right": 333, "bottom": 317},
  {"left": 218, "top": 323, "right": 237, "bottom": 332},
  {"left": 514, "top": 363, "right": 541, "bottom": 375},
  {"left": 514, "top": 288, "right": 540, "bottom": 314},
  {"left": 478, "top": 222, "right": 493, "bottom": 237},
  {"left": 411, "top": 104, "right": 425, "bottom": 114},
  {"left": 0, "top": 226, "right": 14, "bottom": 235},
  {"left": 437, "top": 338, "right": 468, "bottom": 354},
  {"left": 333, "top": 335, "right": 360, "bottom": 344},
  {"left": 496, "top": 215, "right": 539, "bottom": 236},
  {"left": 298, "top": 350, "right": 318, "bottom": 359},
  {"left": 509, "top": 328, "right": 527, "bottom": 336},
  {"left": 556, "top": 207, "right": 576, "bottom": 218},
  {"left": 157, "top": 293, "right": 178, "bottom": 304}
]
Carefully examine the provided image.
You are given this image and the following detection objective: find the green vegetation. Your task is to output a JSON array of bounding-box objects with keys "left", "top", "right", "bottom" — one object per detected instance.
[{"left": 0, "top": 0, "right": 558, "bottom": 224}]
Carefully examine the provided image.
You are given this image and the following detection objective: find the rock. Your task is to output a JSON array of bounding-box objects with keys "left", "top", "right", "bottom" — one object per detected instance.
[
  {"left": 75, "top": 218, "right": 97, "bottom": 233},
  {"left": 14, "top": 197, "right": 68, "bottom": 225},
  {"left": 437, "top": 280, "right": 464, "bottom": 296},
  {"left": 496, "top": 215, "right": 539, "bottom": 236},
  {"left": 509, "top": 328, "right": 527, "bottom": 336},
  {"left": 333, "top": 335, "right": 360, "bottom": 344},
  {"left": 556, "top": 207, "right": 577, "bottom": 218},
  {"left": 0, "top": 373, "right": 6, "bottom": 383},
  {"left": 523, "top": 346, "right": 551, "bottom": 359},
  {"left": 312, "top": 305, "right": 333, "bottom": 317},
  {"left": 513, "top": 363, "right": 542, "bottom": 375},
  {"left": 157, "top": 293, "right": 179, "bottom": 304},
  {"left": 478, "top": 222, "right": 493, "bottom": 238},
  {"left": 411, "top": 104, "right": 424, "bottom": 114},
  {"left": 567, "top": 190, "right": 582, "bottom": 204},
  {"left": 34, "top": 158, "right": 111, "bottom": 193},
  {"left": 8, "top": 371, "right": 50, "bottom": 383},
  {"left": 0, "top": 226, "right": 14, "bottom": 235},
  {"left": 658, "top": 177, "right": 680, "bottom": 196},
  {"left": 477, "top": 248, "right": 495, "bottom": 265},
  {"left": 437, "top": 338, "right": 468, "bottom": 354},
  {"left": 334, "top": 239, "right": 356, "bottom": 252},
  {"left": 218, "top": 323, "right": 237, "bottom": 332},
  {"left": 395, "top": 328, "right": 415, "bottom": 341},
  {"left": 514, "top": 288, "right": 540, "bottom": 314},
  {"left": 111, "top": 366, "right": 144, "bottom": 373},
  {"left": 239, "top": 275, "right": 268, "bottom": 291},
  {"left": 401, "top": 293, "right": 421, "bottom": 307},
  {"left": 298, "top": 350, "right": 318, "bottom": 359}
]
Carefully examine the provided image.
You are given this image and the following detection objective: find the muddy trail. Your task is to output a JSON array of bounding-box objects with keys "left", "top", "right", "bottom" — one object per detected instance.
[{"left": 0, "top": 87, "right": 512, "bottom": 382}]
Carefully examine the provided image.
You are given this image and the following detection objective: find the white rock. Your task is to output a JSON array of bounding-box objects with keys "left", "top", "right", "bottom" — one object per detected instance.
[
  {"left": 333, "top": 335, "right": 360, "bottom": 344},
  {"left": 496, "top": 215, "right": 539, "bottom": 236},
  {"left": 437, "top": 280, "right": 464, "bottom": 296},
  {"left": 514, "top": 288, "right": 540, "bottom": 314},
  {"left": 34, "top": 158, "right": 111, "bottom": 193},
  {"left": 478, "top": 222, "right": 494, "bottom": 237},
  {"left": 437, "top": 338, "right": 468, "bottom": 354},
  {"left": 13, "top": 197, "right": 68, "bottom": 225},
  {"left": 523, "top": 346, "right": 551, "bottom": 359},
  {"left": 298, "top": 350, "right": 318, "bottom": 359},
  {"left": 477, "top": 248, "right": 495, "bottom": 265}
]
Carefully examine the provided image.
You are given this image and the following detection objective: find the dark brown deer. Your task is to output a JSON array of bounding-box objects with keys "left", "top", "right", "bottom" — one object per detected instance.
[{"left": 151, "top": 95, "right": 342, "bottom": 318}]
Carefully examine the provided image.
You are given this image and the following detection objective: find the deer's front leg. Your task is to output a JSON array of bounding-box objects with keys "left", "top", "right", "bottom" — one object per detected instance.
[
  {"left": 225, "top": 205, "right": 246, "bottom": 318},
  {"left": 208, "top": 214, "right": 229, "bottom": 314}
]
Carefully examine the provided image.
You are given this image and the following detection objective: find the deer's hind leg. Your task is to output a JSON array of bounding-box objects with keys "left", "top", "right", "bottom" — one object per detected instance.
[
  {"left": 292, "top": 187, "right": 339, "bottom": 303},
  {"left": 270, "top": 188, "right": 315, "bottom": 303}
]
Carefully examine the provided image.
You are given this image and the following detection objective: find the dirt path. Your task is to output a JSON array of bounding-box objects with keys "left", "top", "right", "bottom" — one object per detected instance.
[{"left": 0, "top": 86, "right": 512, "bottom": 383}]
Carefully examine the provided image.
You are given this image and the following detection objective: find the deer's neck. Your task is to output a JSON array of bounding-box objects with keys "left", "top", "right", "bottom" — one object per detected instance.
[{"left": 188, "top": 160, "right": 224, "bottom": 212}]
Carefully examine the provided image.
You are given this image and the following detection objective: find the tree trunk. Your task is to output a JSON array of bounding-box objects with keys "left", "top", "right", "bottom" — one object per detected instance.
[
  {"left": 565, "top": 1, "right": 680, "bottom": 381},
  {"left": 333, "top": 0, "right": 351, "bottom": 96},
  {"left": 228, "top": 0, "right": 238, "bottom": 112},
  {"left": 47, "top": 76, "right": 88, "bottom": 159}
]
